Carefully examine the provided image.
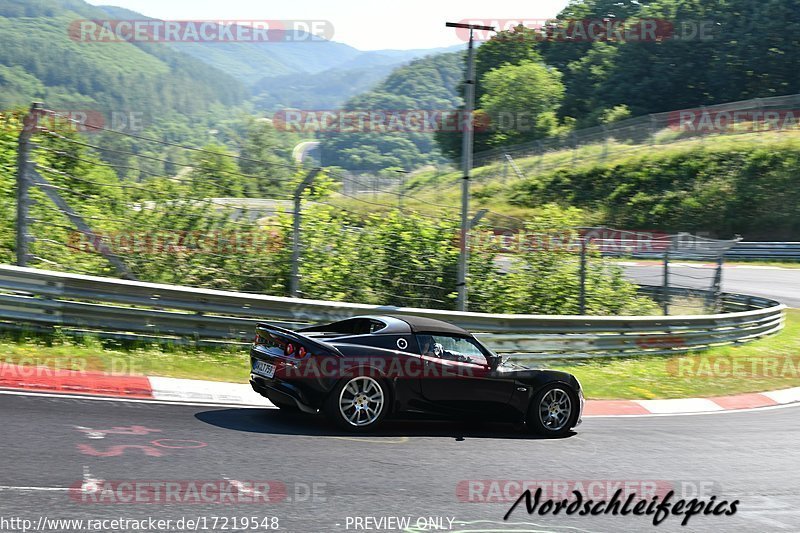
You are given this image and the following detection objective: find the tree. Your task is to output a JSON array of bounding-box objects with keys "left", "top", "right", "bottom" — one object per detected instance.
[
  {"left": 238, "top": 118, "right": 296, "bottom": 196},
  {"left": 189, "top": 144, "right": 247, "bottom": 198},
  {"left": 479, "top": 60, "right": 566, "bottom": 146}
]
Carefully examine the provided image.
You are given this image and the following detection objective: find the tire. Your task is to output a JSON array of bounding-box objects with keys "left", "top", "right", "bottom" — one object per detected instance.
[
  {"left": 527, "top": 383, "right": 579, "bottom": 438},
  {"left": 324, "top": 375, "right": 389, "bottom": 432}
]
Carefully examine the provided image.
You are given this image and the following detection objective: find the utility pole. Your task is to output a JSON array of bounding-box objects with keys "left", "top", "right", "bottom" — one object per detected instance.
[
  {"left": 579, "top": 236, "right": 588, "bottom": 314},
  {"left": 290, "top": 168, "right": 320, "bottom": 297},
  {"left": 446, "top": 22, "right": 494, "bottom": 311},
  {"left": 16, "top": 102, "right": 42, "bottom": 267},
  {"left": 662, "top": 250, "right": 670, "bottom": 315}
]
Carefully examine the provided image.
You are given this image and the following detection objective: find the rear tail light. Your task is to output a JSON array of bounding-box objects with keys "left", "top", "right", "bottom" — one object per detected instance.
[
  {"left": 285, "top": 343, "right": 295, "bottom": 356},
  {"left": 297, "top": 346, "right": 307, "bottom": 359}
]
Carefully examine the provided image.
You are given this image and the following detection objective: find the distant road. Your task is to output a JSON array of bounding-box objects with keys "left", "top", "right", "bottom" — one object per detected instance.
[
  {"left": 622, "top": 263, "right": 800, "bottom": 308},
  {"left": 292, "top": 141, "right": 320, "bottom": 164}
]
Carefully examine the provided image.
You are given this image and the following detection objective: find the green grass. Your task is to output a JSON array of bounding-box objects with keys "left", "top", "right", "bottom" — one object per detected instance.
[
  {"left": 558, "top": 309, "right": 800, "bottom": 399},
  {"left": 3, "top": 310, "right": 799, "bottom": 399},
  {"left": 0, "top": 334, "right": 250, "bottom": 383}
]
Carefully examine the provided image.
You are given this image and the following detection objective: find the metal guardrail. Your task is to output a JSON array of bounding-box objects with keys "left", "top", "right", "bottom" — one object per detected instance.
[
  {"left": 725, "top": 242, "right": 800, "bottom": 261},
  {"left": 0, "top": 265, "right": 786, "bottom": 361},
  {"left": 595, "top": 239, "right": 800, "bottom": 261}
]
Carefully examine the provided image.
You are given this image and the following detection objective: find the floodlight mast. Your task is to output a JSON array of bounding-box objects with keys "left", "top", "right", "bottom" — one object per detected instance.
[{"left": 446, "top": 22, "right": 495, "bottom": 311}]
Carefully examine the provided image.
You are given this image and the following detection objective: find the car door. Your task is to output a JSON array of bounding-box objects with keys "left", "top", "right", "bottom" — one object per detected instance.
[{"left": 417, "top": 334, "right": 515, "bottom": 416}]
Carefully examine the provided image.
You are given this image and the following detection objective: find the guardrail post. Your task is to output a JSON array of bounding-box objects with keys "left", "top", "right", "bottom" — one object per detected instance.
[
  {"left": 290, "top": 168, "right": 320, "bottom": 297},
  {"left": 16, "top": 102, "right": 42, "bottom": 267},
  {"left": 661, "top": 250, "right": 670, "bottom": 315}
]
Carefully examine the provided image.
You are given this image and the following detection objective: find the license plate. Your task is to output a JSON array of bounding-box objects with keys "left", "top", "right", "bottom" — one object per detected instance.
[{"left": 253, "top": 360, "right": 276, "bottom": 378}]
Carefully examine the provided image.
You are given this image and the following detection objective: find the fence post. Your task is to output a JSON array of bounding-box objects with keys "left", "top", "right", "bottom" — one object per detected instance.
[
  {"left": 661, "top": 250, "right": 670, "bottom": 315},
  {"left": 395, "top": 169, "right": 408, "bottom": 212},
  {"left": 16, "top": 102, "right": 42, "bottom": 267},
  {"left": 710, "top": 255, "right": 723, "bottom": 311},
  {"left": 579, "top": 235, "right": 587, "bottom": 314},
  {"left": 571, "top": 132, "right": 578, "bottom": 164},
  {"left": 290, "top": 168, "right": 321, "bottom": 297},
  {"left": 649, "top": 114, "right": 657, "bottom": 145},
  {"left": 601, "top": 124, "right": 609, "bottom": 161}
]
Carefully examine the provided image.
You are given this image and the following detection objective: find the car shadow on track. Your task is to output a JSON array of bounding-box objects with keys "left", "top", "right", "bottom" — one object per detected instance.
[{"left": 194, "top": 408, "right": 575, "bottom": 440}]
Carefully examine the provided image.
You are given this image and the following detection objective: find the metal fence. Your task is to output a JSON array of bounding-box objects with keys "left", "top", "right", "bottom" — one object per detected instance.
[
  {"left": 12, "top": 103, "right": 748, "bottom": 316},
  {"left": 472, "top": 93, "right": 800, "bottom": 170},
  {"left": 0, "top": 265, "right": 784, "bottom": 361}
]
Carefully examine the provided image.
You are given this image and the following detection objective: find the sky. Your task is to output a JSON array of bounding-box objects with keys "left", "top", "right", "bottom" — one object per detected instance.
[{"left": 84, "top": 0, "right": 572, "bottom": 50}]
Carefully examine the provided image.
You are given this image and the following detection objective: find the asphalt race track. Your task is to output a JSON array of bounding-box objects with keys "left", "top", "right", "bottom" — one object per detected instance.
[
  {"left": 0, "top": 392, "right": 798, "bottom": 532},
  {"left": 622, "top": 264, "right": 800, "bottom": 308}
]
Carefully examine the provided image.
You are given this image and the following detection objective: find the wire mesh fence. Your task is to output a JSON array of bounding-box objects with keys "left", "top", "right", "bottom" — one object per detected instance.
[
  {"left": 9, "top": 103, "right": 739, "bottom": 316},
  {"left": 472, "top": 93, "right": 800, "bottom": 172},
  {"left": 349, "top": 93, "right": 800, "bottom": 200}
]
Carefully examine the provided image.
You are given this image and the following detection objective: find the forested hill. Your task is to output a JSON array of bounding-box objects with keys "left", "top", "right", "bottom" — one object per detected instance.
[
  {"left": 0, "top": 0, "right": 246, "bottom": 114},
  {"left": 316, "top": 51, "right": 465, "bottom": 172},
  {"left": 0, "top": 0, "right": 464, "bottom": 118}
]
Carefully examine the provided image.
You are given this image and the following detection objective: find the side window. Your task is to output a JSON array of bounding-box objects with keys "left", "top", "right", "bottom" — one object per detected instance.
[{"left": 416, "top": 334, "right": 488, "bottom": 366}]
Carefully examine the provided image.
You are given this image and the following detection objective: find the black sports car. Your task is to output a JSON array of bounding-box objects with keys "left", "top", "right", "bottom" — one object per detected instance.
[{"left": 249, "top": 315, "right": 583, "bottom": 436}]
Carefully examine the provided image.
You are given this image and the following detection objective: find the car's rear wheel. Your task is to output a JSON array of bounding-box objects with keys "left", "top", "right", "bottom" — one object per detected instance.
[
  {"left": 325, "top": 375, "right": 388, "bottom": 431},
  {"left": 527, "top": 383, "right": 578, "bottom": 437}
]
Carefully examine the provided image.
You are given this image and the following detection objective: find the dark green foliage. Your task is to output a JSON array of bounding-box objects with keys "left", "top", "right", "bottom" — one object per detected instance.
[{"left": 508, "top": 139, "right": 800, "bottom": 239}]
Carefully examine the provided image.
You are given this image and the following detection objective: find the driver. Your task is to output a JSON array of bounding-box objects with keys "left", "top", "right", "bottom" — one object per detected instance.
[{"left": 418, "top": 335, "right": 443, "bottom": 358}]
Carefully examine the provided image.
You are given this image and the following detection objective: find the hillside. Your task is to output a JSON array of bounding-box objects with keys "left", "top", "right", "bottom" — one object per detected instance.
[
  {"left": 315, "top": 51, "right": 465, "bottom": 171},
  {"left": 335, "top": 129, "right": 800, "bottom": 240},
  {"left": 0, "top": 0, "right": 245, "bottom": 114},
  {"left": 250, "top": 46, "right": 464, "bottom": 111}
]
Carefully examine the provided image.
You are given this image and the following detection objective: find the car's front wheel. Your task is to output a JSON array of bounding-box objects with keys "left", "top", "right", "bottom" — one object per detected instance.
[
  {"left": 527, "top": 383, "right": 578, "bottom": 437},
  {"left": 325, "top": 375, "right": 389, "bottom": 431}
]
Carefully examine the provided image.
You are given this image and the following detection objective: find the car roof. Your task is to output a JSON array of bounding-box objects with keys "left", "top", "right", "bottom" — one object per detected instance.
[
  {"left": 299, "top": 315, "right": 471, "bottom": 337},
  {"left": 383, "top": 315, "right": 470, "bottom": 336}
]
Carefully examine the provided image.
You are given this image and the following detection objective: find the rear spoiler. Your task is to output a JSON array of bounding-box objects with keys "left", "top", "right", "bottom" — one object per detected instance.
[{"left": 255, "top": 323, "right": 343, "bottom": 357}]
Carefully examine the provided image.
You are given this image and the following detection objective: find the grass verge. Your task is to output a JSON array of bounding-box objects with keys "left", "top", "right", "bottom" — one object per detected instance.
[
  {"left": 0, "top": 334, "right": 250, "bottom": 383},
  {"left": 558, "top": 309, "right": 800, "bottom": 399}
]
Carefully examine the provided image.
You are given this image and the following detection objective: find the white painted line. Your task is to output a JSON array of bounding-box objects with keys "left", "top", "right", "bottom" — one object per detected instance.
[
  {"left": 635, "top": 398, "right": 724, "bottom": 414},
  {"left": 148, "top": 376, "right": 271, "bottom": 406},
  {"left": 0, "top": 388, "right": 276, "bottom": 409},
  {"left": 762, "top": 386, "right": 800, "bottom": 404},
  {"left": 0, "top": 387, "right": 800, "bottom": 420},
  {"left": 585, "top": 401, "right": 800, "bottom": 418},
  {"left": 0, "top": 485, "right": 71, "bottom": 492},
  {"left": 81, "top": 465, "right": 103, "bottom": 494},
  {"left": 224, "top": 477, "right": 265, "bottom": 499}
]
